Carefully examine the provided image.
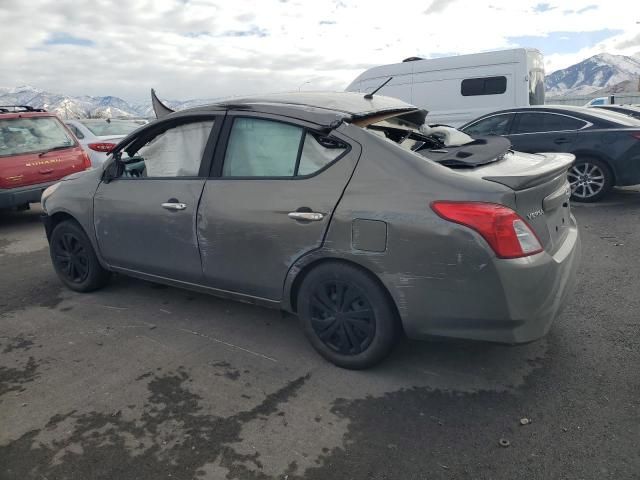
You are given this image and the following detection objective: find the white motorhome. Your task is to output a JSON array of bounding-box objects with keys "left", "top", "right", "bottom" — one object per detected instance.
[{"left": 346, "top": 48, "right": 545, "bottom": 127}]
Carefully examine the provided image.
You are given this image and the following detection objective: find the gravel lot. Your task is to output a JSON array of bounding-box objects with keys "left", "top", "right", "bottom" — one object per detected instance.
[{"left": 1, "top": 190, "right": 639, "bottom": 480}]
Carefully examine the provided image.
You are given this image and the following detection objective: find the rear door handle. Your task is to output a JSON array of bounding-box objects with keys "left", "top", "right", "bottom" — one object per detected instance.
[
  {"left": 288, "top": 211, "right": 324, "bottom": 221},
  {"left": 162, "top": 202, "right": 187, "bottom": 211},
  {"left": 554, "top": 138, "right": 571, "bottom": 144}
]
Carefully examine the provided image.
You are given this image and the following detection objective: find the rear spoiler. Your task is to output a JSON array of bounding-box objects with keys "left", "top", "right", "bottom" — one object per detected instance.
[
  {"left": 483, "top": 153, "right": 575, "bottom": 190},
  {"left": 151, "top": 89, "right": 175, "bottom": 118}
]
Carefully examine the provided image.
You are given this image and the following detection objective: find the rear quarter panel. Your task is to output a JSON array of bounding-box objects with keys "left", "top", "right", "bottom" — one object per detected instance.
[{"left": 284, "top": 124, "right": 516, "bottom": 334}]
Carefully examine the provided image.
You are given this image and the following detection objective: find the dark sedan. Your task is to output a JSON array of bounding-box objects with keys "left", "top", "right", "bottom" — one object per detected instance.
[{"left": 460, "top": 106, "right": 640, "bottom": 202}]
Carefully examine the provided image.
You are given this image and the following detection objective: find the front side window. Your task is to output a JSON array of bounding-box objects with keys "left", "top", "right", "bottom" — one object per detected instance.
[
  {"left": 514, "top": 113, "right": 585, "bottom": 134},
  {"left": 463, "top": 114, "right": 513, "bottom": 136},
  {"left": 121, "top": 120, "right": 214, "bottom": 178},
  {"left": 461, "top": 76, "right": 507, "bottom": 96},
  {"left": 0, "top": 117, "right": 75, "bottom": 157},
  {"left": 222, "top": 118, "right": 347, "bottom": 178}
]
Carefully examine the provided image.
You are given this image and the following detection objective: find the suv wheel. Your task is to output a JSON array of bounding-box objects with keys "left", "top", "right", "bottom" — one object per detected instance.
[
  {"left": 49, "top": 220, "right": 110, "bottom": 292},
  {"left": 297, "top": 262, "right": 398, "bottom": 369},
  {"left": 568, "top": 157, "right": 612, "bottom": 203}
]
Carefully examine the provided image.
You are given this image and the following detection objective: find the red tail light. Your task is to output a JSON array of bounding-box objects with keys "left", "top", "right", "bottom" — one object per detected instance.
[
  {"left": 431, "top": 201, "right": 543, "bottom": 259},
  {"left": 88, "top": 142, "right": 116, "bottom": 153},
  {"left": 81, "top": 152, "right": 92, "bottom": 169},
  {"left": 631, "top": 132, "right": 640, "bottom": 140}
]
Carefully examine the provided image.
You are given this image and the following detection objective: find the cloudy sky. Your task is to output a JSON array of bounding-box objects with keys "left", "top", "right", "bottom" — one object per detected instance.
[{"left": 1, "top": 0, "right": 640, "bottom": 102}]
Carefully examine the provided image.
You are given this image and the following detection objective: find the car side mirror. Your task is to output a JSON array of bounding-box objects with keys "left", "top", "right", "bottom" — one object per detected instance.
[{"left": 103, "top": 157, "right": 124, "bottom": 184}]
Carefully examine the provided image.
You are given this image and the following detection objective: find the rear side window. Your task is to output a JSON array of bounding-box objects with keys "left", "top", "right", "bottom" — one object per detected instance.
[
  {"left": 514, "top": 113, "right": 586, "bottom": 134},
  {"left": 67, "top": 124, "right": 84, "bottom": 139},
  {"left": 223, "top": 118, "right": 303, "bottom": 177},
  {"left": 0, "top": 117, "right": 75, "bottom": 157},
  {"left": 463, "top": 114, "right": 513, "bottom": 136},
  {"left": 222, "top": 118, "right": 347, "bottom": 177},
  {"left": 461, "top": 76, "right": 507, "bottom": 96},
  {"left": 298, "top": 133, "right": 347, "bottom": 175}
]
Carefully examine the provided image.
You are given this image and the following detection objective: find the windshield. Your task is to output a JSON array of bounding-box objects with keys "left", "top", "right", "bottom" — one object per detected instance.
[
  {"left": 80, "top": 120, "right": 142, "bottom": 136},
  {"left": 527, "top": 51, "right": 545, "bottom": 106},
  {"left": 0, "top": 117, "right": 75, "bottom": 157}
]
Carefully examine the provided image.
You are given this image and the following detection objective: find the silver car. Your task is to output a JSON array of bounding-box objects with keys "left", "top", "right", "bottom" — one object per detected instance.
[
  {"left": 42, "top": 92, "right": 581, "bottom": 369},
  {"left": 65, "top": 119, "right": 145, "bottom": 166}
]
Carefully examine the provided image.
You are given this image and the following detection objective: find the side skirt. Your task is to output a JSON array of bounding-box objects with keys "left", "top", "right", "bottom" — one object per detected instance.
[{"left": 110, "top": 266, "right": 282, "bottom": 310}]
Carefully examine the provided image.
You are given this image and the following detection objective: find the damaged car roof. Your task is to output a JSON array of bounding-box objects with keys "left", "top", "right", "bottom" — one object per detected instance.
[{"left": 175, "top": 91, "right": 428, "bottom": 127}]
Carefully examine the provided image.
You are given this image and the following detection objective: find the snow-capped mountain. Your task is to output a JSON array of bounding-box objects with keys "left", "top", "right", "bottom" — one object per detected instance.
[
  {"left": 0, "top": 85, "right": 215, "bottom": 119},
  {"left": 0, "top": 85, "right": 141, "bottom": 118},
  {"left": 545, "top": 53, "right": 640, "bottom": 97}
]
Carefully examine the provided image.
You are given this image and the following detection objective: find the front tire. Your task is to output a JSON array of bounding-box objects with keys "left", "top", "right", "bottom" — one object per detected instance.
[
  {"left": 49, "top": 220, "right": 110, "bottom": 292},
  {"left": 297, "top": 262, "right": 398, "bottom": 369},
  {"left": 568, "top": 157, "right": 613, "bottom": 203}
]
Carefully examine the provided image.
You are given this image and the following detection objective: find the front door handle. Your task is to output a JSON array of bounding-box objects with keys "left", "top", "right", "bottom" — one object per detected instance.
[
  {"left": 554, "top": 138, "right": 571, "bottom": 144},
  {"left": 288, "top": 211, "right": 324, "bottom": 221},
  {"left": 162, "top": 202, "right": 187, "bottom": 211}
]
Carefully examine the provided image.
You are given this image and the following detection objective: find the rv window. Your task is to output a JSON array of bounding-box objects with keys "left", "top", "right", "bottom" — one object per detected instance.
[{"left": 461, "top": 76, "right": 507, "bottom": 96}]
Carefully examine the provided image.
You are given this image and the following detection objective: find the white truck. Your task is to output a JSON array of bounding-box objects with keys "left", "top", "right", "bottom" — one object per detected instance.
[{"left": 346, "top": 48, "right": 545, "bottom": 127}]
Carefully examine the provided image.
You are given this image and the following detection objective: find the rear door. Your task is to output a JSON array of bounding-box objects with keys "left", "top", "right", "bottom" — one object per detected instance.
[
  {"left": 197, "top": 113, "right": 360, "bottom": 300},
  {"left": 93, "top": 115, "right": 221, "bottom": 283},
  {"left": 507, "top": 112, "right": 585, "bottom": 153}
]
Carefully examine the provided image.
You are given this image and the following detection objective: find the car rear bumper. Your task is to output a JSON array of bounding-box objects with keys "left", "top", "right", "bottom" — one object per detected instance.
[
  {"left": 401, "top": 222, "right": 581, "bottom": 344},
  {"left": 0, "top": 181, "right": 58, "bottom": 209}
]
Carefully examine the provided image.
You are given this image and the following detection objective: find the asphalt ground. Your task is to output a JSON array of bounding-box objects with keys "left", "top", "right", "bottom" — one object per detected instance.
[{"left": 1, "top": 189, "right": 639, "bottom": 480}]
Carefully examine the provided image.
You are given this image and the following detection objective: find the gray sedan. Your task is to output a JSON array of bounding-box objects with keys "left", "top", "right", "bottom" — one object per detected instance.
[{"left": 41, "top": 92, "right": 581, "bottom": 369}]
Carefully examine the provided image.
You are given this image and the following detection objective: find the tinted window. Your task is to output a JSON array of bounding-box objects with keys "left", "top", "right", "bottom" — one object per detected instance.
[
  {"left": 514, "top": 113, "right": 586, "bottom": 134},
  {"left": 223, "top": 118, "right": 303, "bottom": 177},
  {"left": 298, "top": 133, "right": 347, "bottom": 175},
  {"left": 122, "top": 120, "right": 214, "bottom": 178},
  {"left": 463, "top": 114, "right": 513, "bottom": 136},
  {"left": 461, "top": 76, "right": 507, "bottom": 96}
]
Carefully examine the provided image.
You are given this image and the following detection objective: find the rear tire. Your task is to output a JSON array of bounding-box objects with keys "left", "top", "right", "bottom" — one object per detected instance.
[
  {"left": 49, "top": 220, "right": 110, "bottom": 292},
  {"left": 568, "top": 157, "right": 613, "bottom": 203},
  {"left": 297, "top": 262, "right": 398, "bottom": 369}
]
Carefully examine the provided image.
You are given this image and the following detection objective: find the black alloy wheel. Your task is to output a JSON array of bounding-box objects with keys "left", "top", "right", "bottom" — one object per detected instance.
[
  {"left": 309, "top": 280, "right": 376, "bottom": 355},
  {"left": 52, "top": 231, "right": 90, "bottom": 284},
  {"left": 298, "top": 262, "right": 398, "bottom": 369},
  {"left": 49, "top": 220, "right": 111, "bottom": 292}
]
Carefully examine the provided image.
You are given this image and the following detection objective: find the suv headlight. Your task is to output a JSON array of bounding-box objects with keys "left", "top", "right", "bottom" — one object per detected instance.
[{"left": 41, "top": 182, "right": 61, "bottom": 213}]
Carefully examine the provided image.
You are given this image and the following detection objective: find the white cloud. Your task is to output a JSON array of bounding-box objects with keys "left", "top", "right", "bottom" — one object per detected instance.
[{"left": 1, "top": 0, "right": 640, "bottom": 101}]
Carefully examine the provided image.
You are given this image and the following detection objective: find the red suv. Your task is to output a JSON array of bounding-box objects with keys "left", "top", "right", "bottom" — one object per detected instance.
[{"left": 0, "top": 106, "right": 91, "bottom": 210}]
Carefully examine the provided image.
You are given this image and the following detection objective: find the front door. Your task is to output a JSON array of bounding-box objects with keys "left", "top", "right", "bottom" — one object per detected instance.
[
  {"left": 94, "top": 117, "right": 219, "bottom": 283},
  {"left": 197, "top": 113, "right": 360, "bottom": 300}
]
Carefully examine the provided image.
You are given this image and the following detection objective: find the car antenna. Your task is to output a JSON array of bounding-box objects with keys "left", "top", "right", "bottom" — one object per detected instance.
[{"left": 364, "top": 77, "right": 393, "bottom": 100}]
